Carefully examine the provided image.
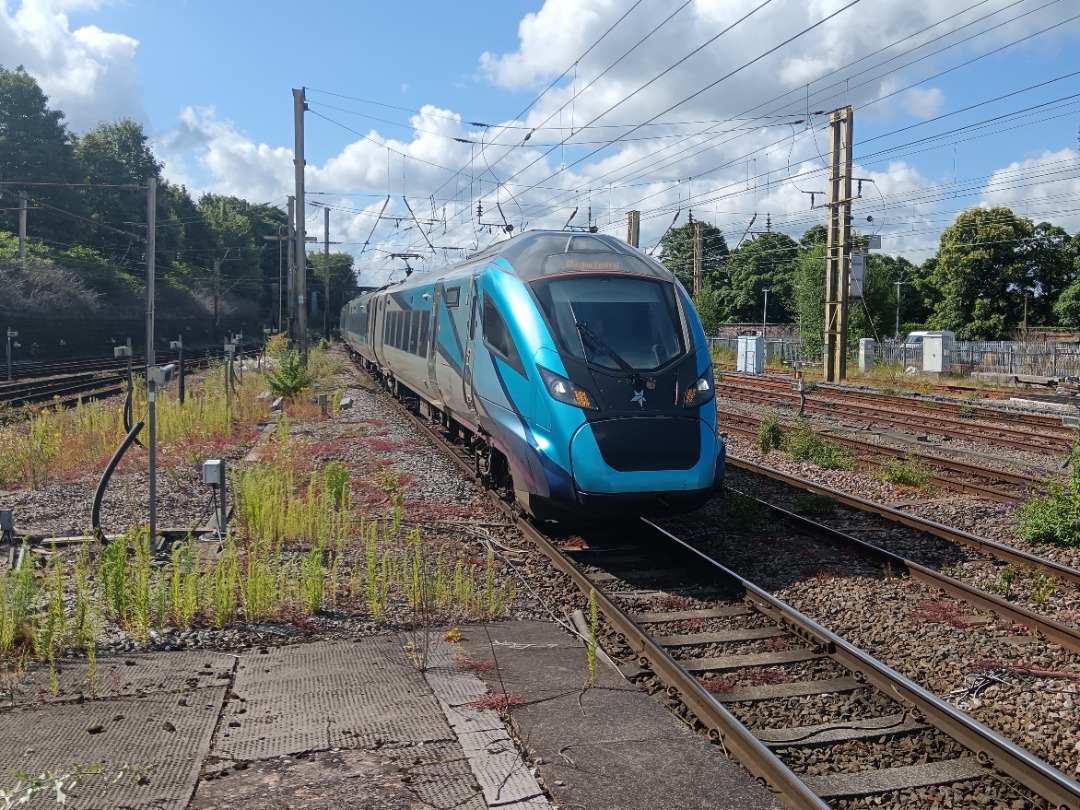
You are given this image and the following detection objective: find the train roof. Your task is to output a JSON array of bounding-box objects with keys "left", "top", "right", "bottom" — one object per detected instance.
[
  {"left": 363, "top": 230, "right": 672, "bottom": 296},
  {"left": 469, "top": 230, "right": 669, "bottom": 283}
]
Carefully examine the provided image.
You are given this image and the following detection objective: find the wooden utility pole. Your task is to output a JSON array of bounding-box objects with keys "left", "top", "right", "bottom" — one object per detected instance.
[
  {"left": 293, "top": 88, "right": 308, "bottom": 363},
  {"left": 692, "top": 221, "right": 703, "bottom": 296},
  {"left": 626, "top": 210, "right": 640, "bottom": 247},
  {"left": 824, "top": 106, "right": 853, "bottom": 382}
]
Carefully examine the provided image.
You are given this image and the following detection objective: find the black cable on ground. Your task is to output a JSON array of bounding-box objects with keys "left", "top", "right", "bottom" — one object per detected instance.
[{"left": 91, "top": 420, "right": 144, "bottom": 544}]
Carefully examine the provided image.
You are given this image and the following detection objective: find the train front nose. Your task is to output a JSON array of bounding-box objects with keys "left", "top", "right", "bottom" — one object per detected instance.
[{"left": 568, "top": 417, "right": 719, "bottom": 495}]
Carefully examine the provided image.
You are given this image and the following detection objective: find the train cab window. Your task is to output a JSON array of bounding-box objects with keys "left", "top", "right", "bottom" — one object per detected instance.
[
  {"left": 532, "top": 275, "right": 684, "bottom": 372},
  {"left": 482, "top": 293, "right": 525, "bottom": 377},
  {"left": 445, "top": 287, "right": 460, "bottom": 308}
]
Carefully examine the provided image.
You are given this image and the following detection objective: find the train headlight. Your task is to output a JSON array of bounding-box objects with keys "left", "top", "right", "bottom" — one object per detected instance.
[
  {"left": 683, "top": 373, "right": 714, "bottom": 407},
  {"left": 538, "top": 366, "right": 597, "bottom": 410}
]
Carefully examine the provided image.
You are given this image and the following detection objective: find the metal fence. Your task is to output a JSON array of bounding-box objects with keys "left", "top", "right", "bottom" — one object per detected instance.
[{"left": 712, "top": 335, "right": 1080, "bottom": 378}]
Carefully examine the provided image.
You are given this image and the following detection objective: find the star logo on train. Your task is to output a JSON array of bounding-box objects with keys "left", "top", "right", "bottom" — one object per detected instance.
[{"left": 631, "top": 389, "right": 646, "bottom": 408}]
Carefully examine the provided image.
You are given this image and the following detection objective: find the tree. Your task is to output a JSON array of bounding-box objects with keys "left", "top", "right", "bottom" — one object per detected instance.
[
  {"left": 0, "top": 65, "right": 82, "bottom": 245},
  {"left": 1052, "top": 233, "right": 1080, "bottom": 329},
  {"left": 721, "top": 231, "right": 798, "bottom": 323},
  {"left": 657, "top": 221, "right": 729, "bottom": 291},
  {"left": 198, "top": 194, "right": 262, "bottom": 338},
  {"left": 792, "top": 241, "right": 826, "bottom": 351},
  {"left": 307, "top": 251, "right": 359, "bottom": 335},
  {"left": 73, "top": 119, "right": 164, "bottom": 272},
  {"left": 925, "top": 206, "right": 1033, "bottom": 340},
  {"left": 799, "top": 224, "right": 827, "bottom": 248},
  {"left": 1018, "top": 221, "right": 1075, "bottom": 328}
]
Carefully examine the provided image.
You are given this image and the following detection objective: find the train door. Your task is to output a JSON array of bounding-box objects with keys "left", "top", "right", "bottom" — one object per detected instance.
[
  {"left": 462, "top": 275, "right": 479, "bottom": 413},
  {"left": 427, "top": 282, "right": 444, "bottom": 402},
  {"left": 372, "top": 295, "right": 387, "bottom": 369}
]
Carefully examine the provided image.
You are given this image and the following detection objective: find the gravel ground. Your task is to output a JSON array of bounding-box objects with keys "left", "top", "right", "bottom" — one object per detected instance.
[{"left": 7, "top": 353, "right": 1080, "bottom": 802}]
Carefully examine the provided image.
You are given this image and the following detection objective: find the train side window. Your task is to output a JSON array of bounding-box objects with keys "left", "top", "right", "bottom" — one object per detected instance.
[
  {"left": 482, "top": 293, "right": 525, "bottom": 377},
  {"left": 445, "top": 287, "right": 460, "bottom": 308}
]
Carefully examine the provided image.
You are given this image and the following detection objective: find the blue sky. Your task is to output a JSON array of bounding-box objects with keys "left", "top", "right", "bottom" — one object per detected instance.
[{"left": 4, "top": 0, "right": 1080, "bottom": 284}]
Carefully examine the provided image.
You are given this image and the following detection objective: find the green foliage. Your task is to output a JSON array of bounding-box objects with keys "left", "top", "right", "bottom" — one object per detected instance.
[
  {"left": 657, "top": 221, "right": 729, "bottom": 291},
  {"left": 781, "top": 419, "right": 857, "bottom": 470},
  {"left": 924, "top": 206, "right": 1034, "bottom": 339},
  {"left": 1013, "top": 476, "right": 1080, "bottom": 547},
  {"left": 727, "top": 488, "right": 766, "bottom": 531},
  {"left": 722, "top": 231, "right": 799, "bottom": 323},
  {"left": 876, "top": 455, "right": 931, "bottom": 489},
  {"left": 266, "top": 350, "right": 313, "bottom": 397},
  {"left": 323, "top": 461, "right": 350, "bottom": 508},
  {"left": 0, "top": 762, "right": 151, "bottom": 809},
  {"left": 757, "top": 416, "right": 784, "bottom": 453}
]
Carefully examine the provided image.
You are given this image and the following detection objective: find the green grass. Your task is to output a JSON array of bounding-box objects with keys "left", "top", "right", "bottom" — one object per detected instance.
[
  {"left": 781, "top": 419, "right": 857, "bottom": 471},
  {"left": 876, "top": 455, "right": 931, "bottom": 489}
]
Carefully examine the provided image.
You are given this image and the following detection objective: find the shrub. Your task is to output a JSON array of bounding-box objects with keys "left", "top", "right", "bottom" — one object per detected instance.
[
  {"left": 266, "top": 350, "right": 313, "bottom": 397},
  {"left": 1013, "top": 476, "right": 1080, "bottom": 547},
  {"left": 781, "top": 419, "right": 856, "bottom": 470},
  {"left": 757, "top": 416, "right": 784, "bottom": 454},
  {"left": 876, "top": 455, "right": 931, "bottom": 489}
]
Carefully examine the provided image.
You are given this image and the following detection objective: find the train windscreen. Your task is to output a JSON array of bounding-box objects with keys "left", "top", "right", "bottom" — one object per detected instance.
[{"left": 531, "top": 275, "right": 684, "bottom": 372}]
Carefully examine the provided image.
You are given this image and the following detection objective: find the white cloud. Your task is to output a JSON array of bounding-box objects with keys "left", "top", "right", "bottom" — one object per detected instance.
[
  {"left": 900, "top": 87, "right": 944, "bottom": 120},
  {"left": 153, "top": 107, "right": 293, "bottom": 203},
  {"left": 979, "top": 148, "right": 1080, "bottom": 233},
  {"left": 0, "top": 0, "right": 145, "bottom": 132}
]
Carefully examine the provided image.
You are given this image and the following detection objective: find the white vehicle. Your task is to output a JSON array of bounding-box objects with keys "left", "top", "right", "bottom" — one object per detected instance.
[{"left": 903, "top": 330, "right": 954, "bottom": 347}]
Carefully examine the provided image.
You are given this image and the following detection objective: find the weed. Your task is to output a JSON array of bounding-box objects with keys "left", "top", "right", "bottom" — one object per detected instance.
[
  {"left": 322, "top": 461, "right": 350, "bottom": 508},
  {"left": 757, "top": 416, "right": 784, "bottom": 454},
  {"left": 469, "top": 692, "right": 526, "bottom": 711},
  {"left": 455, "top": 657, "right": 495, "bottom": 675},
  {"left": 877, "top": 455, "right": 931, "bottom": 489},
  {"left": 698, "top": 676, "right": 736, "bottom": 693},
  {"left": 781, "top": 419, "right": 857, "bottom": 470},
  {"left": 986, "top": 566, "right": 1019, "bottom": 598},
  {"left": 1029, "top": 570, "right": 1056, "bottom": 604},
  {"left": 265, "top": 350, "right": 313, "bottom": 398},
  {"left": 656, "top": 595, "right": 694, "bottom": 611},
  {"left": 1012, "top": 472, "right": 1080, "bottom": 547},
  {"left": 911, "top": 599, "right": 971, "bottom": 628},
  {"left": 727, "top": 489, "right": 766, "bottom": 531}
]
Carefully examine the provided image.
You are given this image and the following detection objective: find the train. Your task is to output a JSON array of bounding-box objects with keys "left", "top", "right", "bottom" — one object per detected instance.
[{"left": 340, "top": 230, "right": 724, "bottom": 520}]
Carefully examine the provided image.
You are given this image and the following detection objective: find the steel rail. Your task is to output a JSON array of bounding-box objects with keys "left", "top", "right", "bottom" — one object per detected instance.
[
  {"left": 720, "top": 374, "right": 1073, "bottom": 432},
  {"left": 348, "top": 360, "right": 831, "bottom": 808},
  {"left": 721, "top": 385, "right": 1071, "bottom": 451},
  {"left": 719, "top": 418, "right": 1022, "bottom": 502},
  {"left": 353, "top": 354, "right": 1080, "bottom": 807},
  {"left": 729, "top": 454, "right": 1080, "bottom": 589},
  {"left": 744, "top": 492, "right": 1080, "bottom": 657},
  {"left": 645, "top": 519, "right": 1080, "bottom": 810}
]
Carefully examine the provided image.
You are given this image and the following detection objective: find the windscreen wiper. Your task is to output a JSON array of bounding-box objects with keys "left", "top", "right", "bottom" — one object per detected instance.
[{"left": 575, "top": 322, "right": 643, "bottom": 388}]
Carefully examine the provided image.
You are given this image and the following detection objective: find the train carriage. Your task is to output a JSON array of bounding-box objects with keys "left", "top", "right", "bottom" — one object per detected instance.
[{"left": 341, "top": 230, "right": 724, "bottom": 520}]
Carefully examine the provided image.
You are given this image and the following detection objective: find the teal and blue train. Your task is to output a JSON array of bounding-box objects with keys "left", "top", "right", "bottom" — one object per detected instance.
[{"left": 340, "top": 230, "right": 724, "bottom": 520}]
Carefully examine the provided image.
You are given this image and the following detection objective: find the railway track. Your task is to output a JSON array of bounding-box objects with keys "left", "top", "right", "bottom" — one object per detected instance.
[
  {"left": 720, "top": 373, "right": 1075, "bottom": 434},
  {"left": 717, "top": 375, "right": 1075, "bottom": 454},
  {"left": 728, "top": 455, "right": 1080, "bottom": 593},
  {"left": 0, "top": 349, "right": 228, "bottom": 412},
  {"left": 563, "top": 519, "right": 1080, "bottom": 808},
  {"left": 351, "top": 354, "right": 1080, "bottom": 809},
  {"left": 719, "top": 411, "right": 1041, "bottom": 503}
]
